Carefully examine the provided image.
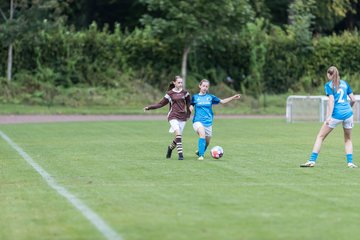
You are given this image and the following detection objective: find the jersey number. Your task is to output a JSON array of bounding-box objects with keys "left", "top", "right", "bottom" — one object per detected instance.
[{"left": 337, "top": 89, "right": 345, "bottom": 103}]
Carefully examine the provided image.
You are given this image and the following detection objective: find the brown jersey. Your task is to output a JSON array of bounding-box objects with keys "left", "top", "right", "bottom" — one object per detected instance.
[{"left": 146, "top": 89, "right": 191, "bottom": 121}]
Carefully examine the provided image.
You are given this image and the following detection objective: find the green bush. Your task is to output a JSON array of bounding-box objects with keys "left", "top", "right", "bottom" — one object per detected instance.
[
  {"left": 2, "top": 20, "right": 360, "bottom": 108},
  {"left": 309, "top": 32, "right": 360, "bottom": 89}
]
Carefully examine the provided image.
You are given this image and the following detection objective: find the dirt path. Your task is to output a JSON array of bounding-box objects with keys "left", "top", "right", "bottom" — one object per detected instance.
[{"left": 0, "top": 114, "right": 284, "bottom": 124}]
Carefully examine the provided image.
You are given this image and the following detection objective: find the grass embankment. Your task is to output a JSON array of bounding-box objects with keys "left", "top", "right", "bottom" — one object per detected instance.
[
  {"left": 0, "top": 81, "right": 291, "bottom": 115},
  {"left": 0, "top": 94, "right": 288, "bottom": 115}
]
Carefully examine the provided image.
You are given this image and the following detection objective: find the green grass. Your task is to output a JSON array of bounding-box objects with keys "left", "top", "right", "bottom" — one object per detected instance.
[{"left": 1, "top": 119, "right": 360, "bottom": 240}]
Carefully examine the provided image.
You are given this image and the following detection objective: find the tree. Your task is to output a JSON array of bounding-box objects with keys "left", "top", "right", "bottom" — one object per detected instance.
[
  {"left": 0, "top": 0, "right": 71, "bottom": 82},
  {"left": 0, "top": 0, "right": 14, "bottom": 82},
  {"left": 250, "top": 0, "right": 359, "bottom": 34},
  {"left": 62, "top": 0, "right": 146, "bottom": 31},
  {"left": 139, "top": 0, "right": 254, "bottom": 87},
  {"left": 243, "top": 18, "right": 268, "bottom": 98},
  {"left": 312, "top": 0, "right": 358, "bottom": 33},
  {"left": 287, "top": 0, "right": 315, "bottom": 52}
]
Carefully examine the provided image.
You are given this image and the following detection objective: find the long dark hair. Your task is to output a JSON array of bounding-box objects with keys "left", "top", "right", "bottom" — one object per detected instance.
[{"left": 167, "top": 76, "right": 182, "bottom": 91}]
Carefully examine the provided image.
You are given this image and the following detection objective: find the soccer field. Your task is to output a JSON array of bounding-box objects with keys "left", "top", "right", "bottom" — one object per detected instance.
[{"left": 1, "top": 118, "right": 360, "bottom": 240}]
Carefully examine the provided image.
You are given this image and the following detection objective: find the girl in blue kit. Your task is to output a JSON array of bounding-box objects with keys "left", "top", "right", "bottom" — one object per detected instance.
[
  {"left": 301, "top": 66, "right": 357, "bottom": 168},
  {"left": 190, "top": 79, "right": 240, "bottom": 160}
]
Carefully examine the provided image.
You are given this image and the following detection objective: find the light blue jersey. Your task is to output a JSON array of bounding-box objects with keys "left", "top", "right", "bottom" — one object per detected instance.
[
  {"left": 325, "top": 80, "right": 353, "bottom": 120},
  {"left": 191, "top": 93, "right": 221, "bottom": 127}
]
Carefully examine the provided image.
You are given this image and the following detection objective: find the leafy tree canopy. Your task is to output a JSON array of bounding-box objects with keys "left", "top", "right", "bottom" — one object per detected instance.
[{"left": 139, "top": 0, "right": 254, "bottom": 46}]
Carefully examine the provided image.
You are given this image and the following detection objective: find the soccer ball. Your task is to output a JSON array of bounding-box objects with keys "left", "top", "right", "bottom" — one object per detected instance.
[{"left": 211, "top": 146, "right": 224, "bottom": 159}]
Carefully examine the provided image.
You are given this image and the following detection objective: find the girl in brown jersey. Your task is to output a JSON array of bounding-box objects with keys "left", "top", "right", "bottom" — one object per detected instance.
[{"left": 144, "top": 76, "right": 191, "bottom": 160}]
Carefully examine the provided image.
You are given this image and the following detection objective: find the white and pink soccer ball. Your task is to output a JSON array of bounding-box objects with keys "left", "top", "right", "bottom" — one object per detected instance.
[{"left": 211, "top": 146, "right": 224, "bottom": 159}]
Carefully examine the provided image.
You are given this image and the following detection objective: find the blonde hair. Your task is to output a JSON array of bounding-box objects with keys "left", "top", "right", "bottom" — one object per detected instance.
[
  {"left": 327, "top": 66, "right": 340, "bottom": 92},
  {"left": 199, "top": 79, "right": 210, "bottom": 92},
  {"left": 199, "top": 79, "right": 210, "bottom": 86}
]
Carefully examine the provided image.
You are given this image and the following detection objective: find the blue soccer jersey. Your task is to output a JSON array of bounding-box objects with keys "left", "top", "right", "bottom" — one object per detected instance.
[
  {"left": 191, "top": 93, "right": 221, "bottom": 127},
  {"left": 324, "top": 80, "right": 353, "bottom": 120}
]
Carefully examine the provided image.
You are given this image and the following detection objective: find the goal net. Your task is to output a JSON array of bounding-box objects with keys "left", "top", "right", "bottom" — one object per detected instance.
[{"left": 286, "top": 95, "right": 360, "bottom": 123}]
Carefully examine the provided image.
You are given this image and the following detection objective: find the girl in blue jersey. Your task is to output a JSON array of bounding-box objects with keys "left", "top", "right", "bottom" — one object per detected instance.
[
  {"left": 190, "top": 79, "right": 240, "bottom": 160},
  {"left": 301, "top": 66, "right": 357, "bottom": 168}
]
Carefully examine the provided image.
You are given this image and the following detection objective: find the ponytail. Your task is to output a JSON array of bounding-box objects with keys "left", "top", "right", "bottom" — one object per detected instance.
[
  {"left": 167, "top": 82, "right": 175, "bottom": 91},
  {"left": 327, "top": 66, "right": 340, "bottom": 92},
  {"left": 168, "top": 75, "right": 182, "bottom": 91}
]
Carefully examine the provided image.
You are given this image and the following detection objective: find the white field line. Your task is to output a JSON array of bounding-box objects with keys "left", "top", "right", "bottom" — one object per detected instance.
[{"left": 0, "top": 130, "right": 122, "bottom": 240}]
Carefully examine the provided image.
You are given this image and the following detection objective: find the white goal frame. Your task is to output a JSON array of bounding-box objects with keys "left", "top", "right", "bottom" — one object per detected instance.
[{"left": 286, "top": 95, "right": 360, "bottom": 123}]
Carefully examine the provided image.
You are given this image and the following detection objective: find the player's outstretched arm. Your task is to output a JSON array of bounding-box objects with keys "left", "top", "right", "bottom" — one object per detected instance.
[
  {"left": 144, "top": 98, "right": 169, "bottom": 111},
  {"left": 220, "top": 94, "right": 241, "bottom": 104}
]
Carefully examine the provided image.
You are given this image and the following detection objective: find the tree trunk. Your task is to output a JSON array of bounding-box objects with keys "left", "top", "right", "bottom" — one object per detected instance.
[
  {"left": 7, "top": 0, "right": 14, "bottom": 82},
  {"left": 181, "top": 46, "right": 191, "bottom": 88},
  {"left": 7, "top": 44, "right": 13, "bottom": 82}
]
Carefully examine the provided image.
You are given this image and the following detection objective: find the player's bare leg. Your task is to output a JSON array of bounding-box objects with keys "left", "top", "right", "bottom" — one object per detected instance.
[
  {"left": 344, "top": 128, "right": 357, "bottom": 167},
  {"left": 312, "top": 123, "right": 333, "bottom": 153},
  {"left": 205, "top": 136, "right": 211, "bottom": 152},
  {"left": 301, "top": 123, "right": 333, "bottom": 167}
]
